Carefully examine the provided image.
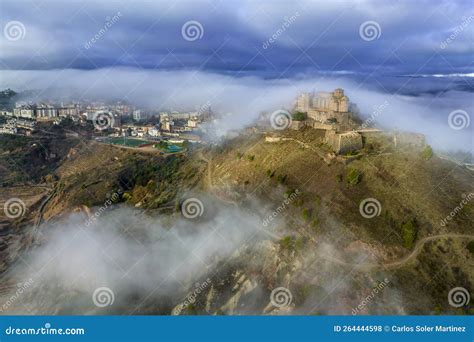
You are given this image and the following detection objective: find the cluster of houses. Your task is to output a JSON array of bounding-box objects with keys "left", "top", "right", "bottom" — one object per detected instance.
[
  {"left": 0, "top": 117, "right": 36, "bottom": 135},
  {"left": 0, "top": 101, "right": 212, "bottom": 141}
]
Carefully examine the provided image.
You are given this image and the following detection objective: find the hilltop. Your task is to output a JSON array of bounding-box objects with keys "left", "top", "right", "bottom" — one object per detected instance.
[{"left": 0, "top": 128, "right": 472, "bottom": 315}]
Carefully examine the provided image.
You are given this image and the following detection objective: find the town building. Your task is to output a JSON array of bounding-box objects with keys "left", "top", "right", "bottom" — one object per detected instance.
[
  {"left": 161, "top": 117, "right": 174, "bottom": 131},
  {"left": 13, "top": 105, "right": 35, "bottom": 119},
  {"left": 148, "top": 127, "right": 161, "bottom": 137},
  {"left": 58, "top": 105, "right": 79, "bottom": 117},
  {"left": 133, "top": 110, "right": 142, "bottom": 121},
  {"left": 35, "top": 103, "right": 58, "bottom": 118}
]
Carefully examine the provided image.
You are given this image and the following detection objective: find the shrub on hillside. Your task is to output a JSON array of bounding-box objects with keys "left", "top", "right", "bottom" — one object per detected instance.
[
  {"left": 279, "top": 236, "right": 294, "bottom": 250},
  {"left": 401, "top": 218, "right": 418, "bottom": 249},
  {"left": 292, "top": 111, "right": 307, "bottom": 121},
  {"left": 346, "top": 168, "right": 362, "bottom": 185},
  {"left": 467, "top": 241, "right": 474, "bottom": 254},
  {"left": 422, "top": 145, "right": 433, "bottom": 160},
  {"left": 277, "top": 174, "right": 287, "bottom": 184},
  {"left": 302, "top": 208, "right": 311, "bottom": 221},
  {"left": 284, "top": 188, "right": 297, "bottom": 198}
]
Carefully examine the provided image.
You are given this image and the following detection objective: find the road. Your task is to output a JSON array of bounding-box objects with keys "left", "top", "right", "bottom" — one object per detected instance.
[{"left": 318, "top": 233, "right": 474, "bottom": 270}]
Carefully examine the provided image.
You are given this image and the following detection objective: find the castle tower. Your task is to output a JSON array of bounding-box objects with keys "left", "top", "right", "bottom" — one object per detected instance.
[
  {"left": 330, "top": 89, "right": 349, "bottom": 112},
  {"left": 339, "top": 96, "right": 349, "bottom": 112},
  {"left": 296, "top": 93, "right": 311, "bottom": 112},
  {"left": 334, "top": 88, "right": 344, "bottom": 98}
]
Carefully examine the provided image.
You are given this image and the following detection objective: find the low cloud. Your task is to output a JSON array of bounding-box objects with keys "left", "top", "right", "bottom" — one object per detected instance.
[
  {"left": 1, "top": 67, "right": 472, "bottom": 153},
  {"left": 0, "top": 197, "right": 275, "bottom": 314}
]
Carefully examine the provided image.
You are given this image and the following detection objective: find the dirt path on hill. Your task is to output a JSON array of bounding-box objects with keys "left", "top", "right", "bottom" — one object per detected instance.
[
  {"left": 34, "top": 187, "right": 56, "bottom": 228},
  {"left": 272, "top": 137, "right": 332, "bottom": 164},
  {"left": 197, "top": 151, "right": 213, "bottom": 188},
  {"left": 198, "top": 151, "right": 474, "bottom": 270},
  {"left": 318, "top": 233, "right": 474, "bottom": 270},
  {"left": 197, "top": 151, "right": 282, "bottom": 240}
]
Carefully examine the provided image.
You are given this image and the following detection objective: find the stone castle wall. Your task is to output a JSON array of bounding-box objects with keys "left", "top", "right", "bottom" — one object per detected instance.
[
  {"left": 296, "top": 88, "right": 350, "bottom": 114},
  {"left": 338, "top": 132, "right": 363, "bottom": 154},
  {"left": 312, "top": 122, "right": 336, "bottom": 130},
  {"left": 393, "top": 132, "right": 425, "bottom": 148},
  {"left": 324, "top": 130, "right": 363, "bottom": 154},
  {"left": 289, "top": 120, "right": 306, "bottom": 130}
]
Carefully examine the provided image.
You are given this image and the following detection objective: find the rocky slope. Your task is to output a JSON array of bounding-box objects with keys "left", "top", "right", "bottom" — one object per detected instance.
[{"left": 0, "top": 129, "right": 472, "bottom": 315}]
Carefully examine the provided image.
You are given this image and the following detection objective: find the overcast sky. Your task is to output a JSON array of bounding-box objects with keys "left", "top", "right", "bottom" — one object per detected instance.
[{"left": 0, "top": 0, "right": 472, "bottom": 77}]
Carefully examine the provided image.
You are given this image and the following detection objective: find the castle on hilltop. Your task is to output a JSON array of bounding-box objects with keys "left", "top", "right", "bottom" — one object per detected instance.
[
  {"left": 265, "top": 88, "right": 426, "bottom": 156},
  {"left": 293, "top": 88, "right": 354, "bottom": 131},
  {"left": 296, "top": 88, "right": 349, "bottom": 113},
  {"left": 289, "top": 88, "right": 362, "bottom": 153}
]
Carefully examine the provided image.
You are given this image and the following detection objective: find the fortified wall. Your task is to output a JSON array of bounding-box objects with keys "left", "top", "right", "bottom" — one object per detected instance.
[{"left": 324, "top": 129, "right": 363, "bottom": 154}]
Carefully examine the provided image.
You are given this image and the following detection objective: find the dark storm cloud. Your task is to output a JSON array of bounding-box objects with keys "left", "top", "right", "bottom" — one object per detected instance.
[
  {"left": 0, "top": 1, "right": 472, "bottom": 153},
  {"left": 1, "top": 0, "right": 472, "bottom": 76}
]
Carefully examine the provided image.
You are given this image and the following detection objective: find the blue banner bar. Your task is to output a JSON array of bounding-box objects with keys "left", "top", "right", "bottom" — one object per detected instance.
[{"left": 0, "top": 316, "right": 472, "bottom": 341}]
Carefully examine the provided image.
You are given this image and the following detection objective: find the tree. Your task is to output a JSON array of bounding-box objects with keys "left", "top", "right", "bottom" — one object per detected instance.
[
  {"left": 467, "top": 241, "right": 474, "bottom": 255},
  {"left": 401, "top": 218, "right": 417, "bottom": 249},
  {"left": 346, "top": 168, "right": 362, "bottom": 185},
  {"left": 302, "top": 208, "right": 313, "bottom": 221},
  {"left": 292, "top": 111, "right": 307, "bottom": 121},
  {"left": 279, "top": 236, "right": 294, "bottom": 250},
  {"left": 277, "top": 174, "right": 287, "bottom": 184},
  {"left": 422, "top": 145, "right": 433, "bottom": 160}
]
